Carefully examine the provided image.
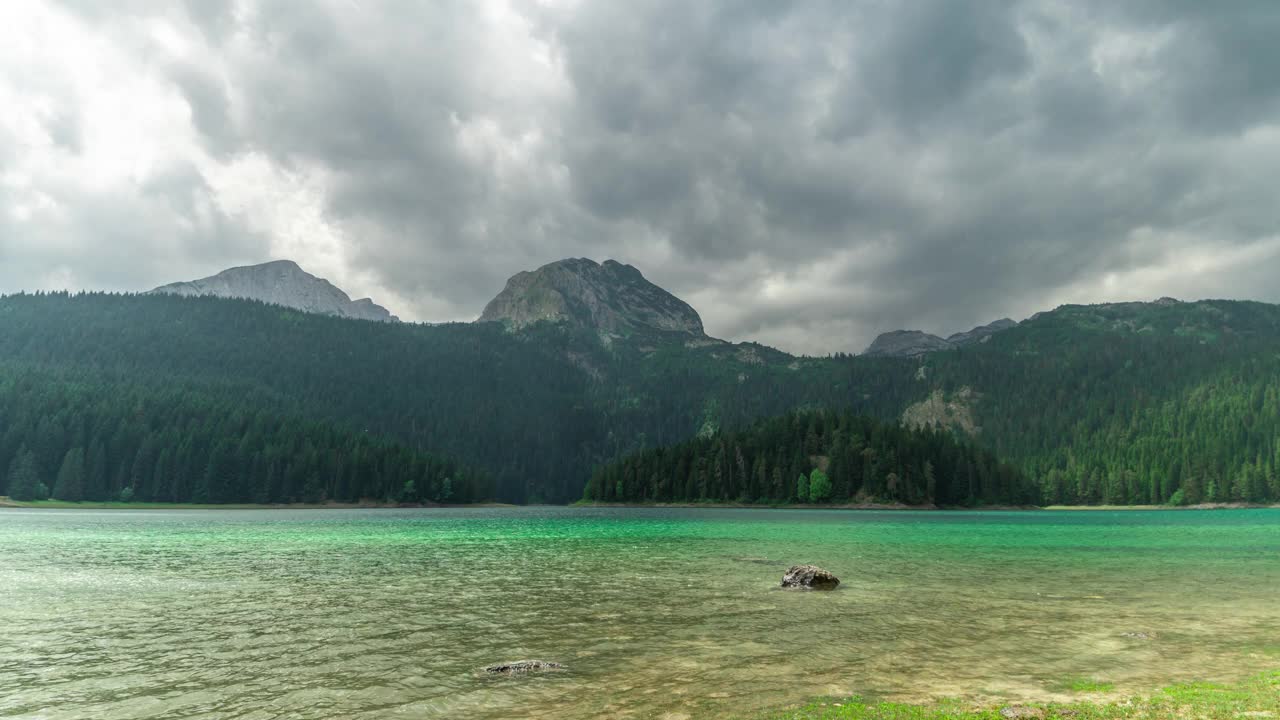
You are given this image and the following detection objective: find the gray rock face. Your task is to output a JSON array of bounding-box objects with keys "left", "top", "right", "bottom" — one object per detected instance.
[
  {"left": 483, "top": 660, "right": 565, "bottom": 674},
  {"left": 781, "top": 564, "right": 840, "bottom": 590},
  {"left": 865, "top": 319, "right": 1018, "bottom": 357},
  {"left": 478, "top": 258, "right": 705, "bottom": 336},
  {"left": 863, "top": 330, "right": 953, "bottom": 358},
  {"left": 152, "top": 260, "right": 399, "bottom": 323},
  {"left": 946, "top": 318, "right": 1017, "bottom": 346}
]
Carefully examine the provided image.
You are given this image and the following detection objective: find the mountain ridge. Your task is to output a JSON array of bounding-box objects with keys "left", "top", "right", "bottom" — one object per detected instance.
[
  {"left": 152, "top": 260, "right": 399, "bottom": 323},
  {"left": 2, "top": 290, "right": 1279, "bottom": 506},
  {"left": 862, "top": 318, "right": 1019, "bottom": 358},
  {"left": 478, "top": 258, "right": 706, "bottom": 338}
]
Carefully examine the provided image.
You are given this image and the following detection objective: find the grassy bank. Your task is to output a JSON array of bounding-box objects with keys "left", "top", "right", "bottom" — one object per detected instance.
[
  {"left": 0, "top": 498, "right": 517, "bottom": 510},
  {"left": 764, "top": 671, "right": 1279, "bottom": 720}
]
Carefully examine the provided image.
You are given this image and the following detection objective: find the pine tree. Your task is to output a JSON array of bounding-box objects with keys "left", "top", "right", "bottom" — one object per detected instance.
[
  {"left": 6, "top": 448, "right": 41, "bottom": 501},
  {"left": 52, "top": 447, "right": 86, "bottom": 502}
]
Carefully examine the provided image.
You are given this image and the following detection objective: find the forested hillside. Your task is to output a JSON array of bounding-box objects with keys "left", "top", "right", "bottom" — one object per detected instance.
[
  {"left": 585, "top": 411, "right": 1031, "bottom": 506},
  {"left": 2, "top": 292, "right": 1280, "bottom": 505},
  {"left": 920, "top": 301, "right": 1280, "bottom": 504},
  {"left": 0, "top": 292, "right": 600, "bottom": 502},
  {"left": 0, "top": 292, "right": 911, "bottom": 503},
  {"left": 0, "top": 366, "right": 490, "bottom": 504}
]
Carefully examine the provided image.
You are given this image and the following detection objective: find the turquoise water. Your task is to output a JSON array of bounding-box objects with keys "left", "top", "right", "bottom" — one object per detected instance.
[{"left": 0, "top": 508, "right": 1277, "bottom": 719}]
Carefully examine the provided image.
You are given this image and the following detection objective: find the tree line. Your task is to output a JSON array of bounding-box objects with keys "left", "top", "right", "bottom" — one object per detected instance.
[
  {"left": 4, "top": 292, "right": 1280, "bottom": 506},
  {"left": 921, "top": 302, "right": 1280, "bottom": 505},
  {"left": 0, "top": 366, "right": 491, "bottom": 504},
  {"left": 585, "top": 410, "right": 1032, "bottom": 506}
]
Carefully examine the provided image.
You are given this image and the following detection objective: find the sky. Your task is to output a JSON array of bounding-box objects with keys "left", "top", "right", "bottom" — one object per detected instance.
[{"left": 3, "top": 1, "right": 1280, "bottom": 355}]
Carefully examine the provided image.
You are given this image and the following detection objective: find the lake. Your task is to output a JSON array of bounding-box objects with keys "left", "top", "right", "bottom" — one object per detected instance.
[{"left": 1, "top": 507, "right": 1277, "bottom": 719}]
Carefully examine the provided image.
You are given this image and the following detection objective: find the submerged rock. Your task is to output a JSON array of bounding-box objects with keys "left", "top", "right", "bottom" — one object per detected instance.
[
  {"left": 483, "top": 660, "right": 565, "bottom": 675},
  {"left": 781, "top": 565, "right": 840, "bottom": 590}
]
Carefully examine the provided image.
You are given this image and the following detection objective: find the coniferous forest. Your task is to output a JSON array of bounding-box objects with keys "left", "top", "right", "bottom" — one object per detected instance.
[
  {"left": 2, "top": 292, "right": 1280, "bottom": 506},
  {"left": 585, "top": 411, "right": 1030, "bottom": 506},
  {"left": 0, "top": 366, "right": 490, "bottom": 504}
]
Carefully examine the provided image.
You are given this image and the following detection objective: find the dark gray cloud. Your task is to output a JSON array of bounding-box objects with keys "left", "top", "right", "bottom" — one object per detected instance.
[{"left": 4, "top": 0, "right": 1280, "bottom": 354}]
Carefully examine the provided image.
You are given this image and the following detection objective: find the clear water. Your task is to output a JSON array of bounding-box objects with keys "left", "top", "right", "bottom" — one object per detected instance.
[{"left": 1, "top": 508, "right": 1277, "bottom": 720}]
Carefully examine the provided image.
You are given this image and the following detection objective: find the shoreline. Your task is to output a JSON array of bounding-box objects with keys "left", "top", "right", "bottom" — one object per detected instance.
[
  {"left": 763, "top": 669, "right": 1279, "bottom": 720},
  {"left": 577, "top": 500, "right": 1280, "bottom": 511},
  {"left": 4, "top": 497, "right": 1276, "bottom": 511},
  {"left": 0, "top": 498, "right": 520, "bottom": 510},
  {"left": 1041, "top": 502, "right": 1280, "bottom": 511},
  {"left": 576, "top": 500, "right": 946, "bottom": 511}
]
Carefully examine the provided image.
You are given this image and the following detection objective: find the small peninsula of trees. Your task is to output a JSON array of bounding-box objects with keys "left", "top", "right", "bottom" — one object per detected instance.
[{"left": 584, "top": 411, "right": 1033, "bottom": 506}]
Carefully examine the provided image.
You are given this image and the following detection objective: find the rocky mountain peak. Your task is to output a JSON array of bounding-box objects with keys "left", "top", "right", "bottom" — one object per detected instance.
[
  {"left": 478, "top": 258, "right": 705, "bottom": 336},
  {"left": 151, "top": 261, "right": 399, "bottom": 323},
  {"left": 946, "top": 318, "right": 1017, "bottom": 346},
  {"left": 862, "top": 330, "right": 953, "bottom": 358},
  {"left": 864, "top": 318, "right": 1019, "bottom": 357}
]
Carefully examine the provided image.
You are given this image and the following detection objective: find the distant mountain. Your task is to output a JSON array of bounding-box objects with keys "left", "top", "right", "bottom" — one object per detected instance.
[
  {"left": 152, "top": 260, "right": 399, "bottom": 322},
  {"left": 863, "top": 330, "right": 953, "bottom": 357},
  {"left": 5, "top": 280, "right": 1279, "bottom": 507},
  {"left": 864, "top": 319, "right": 1018, "bottom": 357},
  {"left": 946, "top": 318, "right": 1018, "bottom": 346},
  {"left": 479, "top": 258, "right": 705, "bottom": 337}
]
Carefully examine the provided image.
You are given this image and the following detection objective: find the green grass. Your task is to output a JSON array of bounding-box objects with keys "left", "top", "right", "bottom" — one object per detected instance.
[
  {"left": 1056, "top": 678, "right": 1116, "bottom": 693},
  {"left": 762, "top": 670, "right": 1279, "bottom": 720}
]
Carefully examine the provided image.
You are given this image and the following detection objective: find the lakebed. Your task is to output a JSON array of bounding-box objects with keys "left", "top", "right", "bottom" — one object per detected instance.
[{"left": 1, "top": 507, "right": 1276, "bottom": 719}]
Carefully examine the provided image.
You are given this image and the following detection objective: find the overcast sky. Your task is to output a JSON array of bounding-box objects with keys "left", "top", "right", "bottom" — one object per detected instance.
[{"left": 3, "top": 1, "right": 1279, "bottom": 354}]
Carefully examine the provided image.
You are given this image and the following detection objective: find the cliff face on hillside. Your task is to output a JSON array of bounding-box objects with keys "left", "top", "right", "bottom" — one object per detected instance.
[
  {"left": 864, "top": 319, "right": 1018, "bottom": 357},
  {"left": 862, "top": 330, "right": 954, "bottom": 357},
  {"left": 152, "top": 260, "right": 399, "bottom": 322},
  {"left": 946, "top": 318, "right": 1017, "bottom": 346},
  {"left": 478, "top": 258, "right": 705, "bottom": 336}
]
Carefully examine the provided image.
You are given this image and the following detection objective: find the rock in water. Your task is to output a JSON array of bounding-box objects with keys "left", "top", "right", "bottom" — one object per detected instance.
[
  {"left": 483, "top": 660, "right": 565, "bottom": 674},
  {"left": 781, "top": 565, "right": 840, "bottom": 589}
]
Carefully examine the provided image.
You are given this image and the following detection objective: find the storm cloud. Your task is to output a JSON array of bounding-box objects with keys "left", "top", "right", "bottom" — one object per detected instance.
[{"left": 3, "top": 0, "right": 1279, "bottom": 354}]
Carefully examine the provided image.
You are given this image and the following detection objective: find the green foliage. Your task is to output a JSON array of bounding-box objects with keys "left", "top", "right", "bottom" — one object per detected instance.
[
  {"left": 1059, "top": 678, "right": 1116, "bottom": 693},
  {"left": 5, "top": 448, "right": 41, "bottom": 501},
  {"left": 922, "top": 300, "right": 1280, "bottom": 507},
  {"left": 52, "top": 447, "right": 86, "bottom": 502},
  {"left": 4, "top": 292, "right": 1280, "bottom": 506},
  {"left": 0, "top": 365, "right": 491, "bottom": 505},
  {"left": 808, "top": 468, "right": 832, "bottom": 503},
  {"left": 586, "top": 411, "right": 1030, "bottom": 506}
]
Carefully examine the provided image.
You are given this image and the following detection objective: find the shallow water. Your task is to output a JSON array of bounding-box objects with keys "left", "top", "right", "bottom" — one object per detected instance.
[{"left": 0, "top": 507, "right": 1277, "bottom": 719}]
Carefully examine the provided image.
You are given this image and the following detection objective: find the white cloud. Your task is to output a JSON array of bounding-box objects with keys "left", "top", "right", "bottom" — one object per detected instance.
[{"left": 3, "top": 0, "right": 1280, "bottom": 354}]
